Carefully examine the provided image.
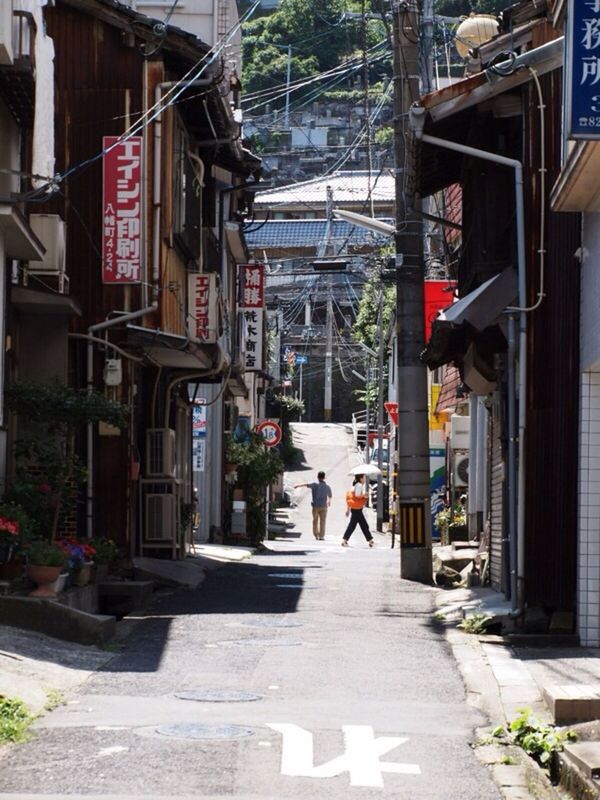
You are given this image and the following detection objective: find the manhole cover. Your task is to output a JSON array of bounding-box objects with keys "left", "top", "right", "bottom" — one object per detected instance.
[
  {"left": 218, "top": 638, "right": 302, "bottom": 647},
  {"left": 174, "top": 689, "right": 261, "bottom": 703},
  {"left": 240, "top": 619, "right": 302, "bottom": 629},
  {"left": 156, "top": 723, "right": 254, "bottom": 740}
]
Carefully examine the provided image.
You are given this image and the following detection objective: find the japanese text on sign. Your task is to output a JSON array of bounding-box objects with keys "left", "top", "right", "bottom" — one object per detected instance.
[
  {"left": 242, "top": 264, "right": 264, "bottom": 307},
  {"left": 102, "top": 136, "right": 142, "bottom": 283},
  {"left": 567, "top": 0, "right": 600, "bottom": 138},
  {"left": 241, "top": 264, "right": 265, "bottom": 372},
  {"left": 243, "top": 308, "right": 264, "bottom": 371},
  {"left": 188, "top": 273, "right": 217, "bottom": 343}
]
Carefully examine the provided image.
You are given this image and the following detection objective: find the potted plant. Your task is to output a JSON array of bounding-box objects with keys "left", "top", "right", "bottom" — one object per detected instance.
[
  {"left": 228, "top": 432, "right": 283, "bottom": 544},
  {"left": 57, "top": 537, "right": 96, "bottom": 587},
  {"left": 0, "top": 513, "right": 21, "bottom": 565},
  {"left": 89, "top": 537, "right": 116, "bottom": 581},
  {"left": 25, "top": 539, "right": 68, "bottom": 597},
  {"left": 0, "top": 503, "right": 35, "bottom": 580}
]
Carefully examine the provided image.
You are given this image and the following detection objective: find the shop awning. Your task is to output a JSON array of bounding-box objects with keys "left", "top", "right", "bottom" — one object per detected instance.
[
  {"left": 437, "top": 267, "right": 517, "bottom": 332},
  {"left": 127, "top": 325, "right": 221, "bottom": 370},
  {"left": 11, "top": 286, "right": 81, "bottom": 316},
  {"left": 0, "top": 205, "right": 45, "bottom": 261},
  {"left": 422, "top": 267, "right": 515, "bottom": 377}
]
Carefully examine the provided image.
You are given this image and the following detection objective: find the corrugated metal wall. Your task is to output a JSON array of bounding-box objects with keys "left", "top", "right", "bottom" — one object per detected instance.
[{"left": 489, "top": 407, "right": 504, "bottom": 592}]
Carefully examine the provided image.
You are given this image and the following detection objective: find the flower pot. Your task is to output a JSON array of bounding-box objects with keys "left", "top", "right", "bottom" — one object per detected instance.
[
  {"left": 73, "top": 561, "right": 93, "bottom": 587},
  {"left": 51, "top": 571, "right": 69, "bottom": 595},
  {"left": 448, "top": 524, "right": 469, "bottom": 543},
  {"left": 0, "top": 542, "right": 13, "bottom": 565},
  {"left": 0, "top": 557, "right": 24, "bottom": 580},
  {"left": 27, "top": 564, "right": 63, "bottom": 598}
]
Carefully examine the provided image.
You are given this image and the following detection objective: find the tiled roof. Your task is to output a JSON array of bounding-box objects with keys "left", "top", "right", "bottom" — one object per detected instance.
[
  {"left": 245, "top": 218, "right": 394, "bottom": 251},
  {"left": 254, "top": 170, "right": 395, "bottom": 208}
]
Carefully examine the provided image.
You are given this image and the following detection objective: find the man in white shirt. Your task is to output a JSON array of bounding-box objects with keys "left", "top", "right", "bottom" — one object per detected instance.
[{"left": 294, "top": 471, "right": 332, "bottom": 540}]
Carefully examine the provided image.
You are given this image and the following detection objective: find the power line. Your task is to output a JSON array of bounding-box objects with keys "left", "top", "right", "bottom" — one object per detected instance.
[{"left": 20, "top": 1, "right": 261, "bottom": 201}]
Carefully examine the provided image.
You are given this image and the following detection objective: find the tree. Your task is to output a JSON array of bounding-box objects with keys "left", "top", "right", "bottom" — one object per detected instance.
[
  {"left": 242, "top": 0, "right": 389, "bottom": 107},
  {"left": 434, "top": 0, "right": 506, "bottom": 16}
]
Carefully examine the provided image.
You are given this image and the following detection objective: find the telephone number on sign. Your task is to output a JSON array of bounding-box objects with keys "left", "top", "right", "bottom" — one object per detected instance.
[{"left": 578, "top": 116, "right": 600, "bottom": 127}]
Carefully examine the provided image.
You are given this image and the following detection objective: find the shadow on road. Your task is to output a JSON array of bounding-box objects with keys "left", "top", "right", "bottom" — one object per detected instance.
[{"left": 98, "top": 562, "right": 308, "bottom": 674}]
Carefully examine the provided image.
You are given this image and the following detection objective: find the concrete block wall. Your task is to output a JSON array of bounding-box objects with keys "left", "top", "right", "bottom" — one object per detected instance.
[{"left": 578, "top": 370, "right": 600, "bottom": 647}]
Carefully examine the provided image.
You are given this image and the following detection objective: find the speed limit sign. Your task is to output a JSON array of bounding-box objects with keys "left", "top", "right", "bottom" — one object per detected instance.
[{"left": 256, "top": 420, "right": 282, "bottom": 447}]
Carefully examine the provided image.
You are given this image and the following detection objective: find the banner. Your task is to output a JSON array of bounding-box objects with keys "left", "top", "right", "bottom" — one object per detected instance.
[
  {"left": 102, "top": 136, "right": 142, "bottom": 283},
  {"left": 188, "top": 273, "right": 218, "bottom": 343},
  {"left": 241, "top": 264, "right": 265, "bottom": 372},
  {"left": 567, "top": 0, "right": 600, "bottom": 138},
  {"left": 243, "top": 308, "right": 264, "bottom": 371}
]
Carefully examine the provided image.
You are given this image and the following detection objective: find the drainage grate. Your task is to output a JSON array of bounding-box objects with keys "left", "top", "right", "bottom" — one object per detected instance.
[
  {"left": 174, "top": 689, "right": 262, "bottom": 703},
  {"left": 156, "top": 723, "right": 254, "bottom": 740}
]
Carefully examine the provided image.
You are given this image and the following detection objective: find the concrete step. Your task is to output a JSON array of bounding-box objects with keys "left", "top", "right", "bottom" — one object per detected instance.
[
  {"left": 543, "top": 684, "right": 600, "bottom": 724},
  {"left": 563, "top": 742, "right": 600, "bottom": 779},
  {"left": 133, "top": 556, "right": 205, "bottom": 589},
  {"left": 98, "top": 580, "right": 154, "bottom": 617},
  {"left": 0, "top": 595, "right": 115, "bottom": 645},
  {"left": 558, "top": 742, "right": 600, "bottom": 800}
]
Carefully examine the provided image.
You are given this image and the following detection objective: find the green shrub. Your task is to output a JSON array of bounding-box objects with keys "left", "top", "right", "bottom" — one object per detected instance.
[{"left": 0, "top": 696, "right": 33, "bottom": 743}]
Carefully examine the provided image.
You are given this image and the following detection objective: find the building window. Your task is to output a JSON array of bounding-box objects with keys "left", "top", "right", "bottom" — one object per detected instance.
[{"left": 173, "top": 122, "right": 201, "bottom": 260}]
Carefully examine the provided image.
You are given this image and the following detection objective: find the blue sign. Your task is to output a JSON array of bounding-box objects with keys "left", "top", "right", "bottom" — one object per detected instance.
[
  {"left": 295, "top": 355, "right": 308, "bottom": 365},
  {"left": 567, "top": 0, "right": 600, "bottom": 138}
]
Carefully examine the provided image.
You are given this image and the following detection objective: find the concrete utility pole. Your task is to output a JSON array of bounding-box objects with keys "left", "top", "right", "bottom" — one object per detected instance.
[
  {"left": 322, "top": 186, "right": 334, "bottom": 423},
  {"left": 376, "top": 292, "right": 385, "bottom": 531},
  {"left": 392, "top": 1, "right": 432, "bottom": 582},
  {"left": 324, "top": 285, "right": 333, "bottom": 422},
  {"left": 284, "top": 43, "right": 292, "bottom": 129}
]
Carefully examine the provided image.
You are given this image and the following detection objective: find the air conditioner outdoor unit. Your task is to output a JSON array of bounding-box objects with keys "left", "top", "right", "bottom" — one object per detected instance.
[
  {"left": 454, "top": 455, "right": 469, "bottom": 488},
  {"left": 28, "top": 214, "right": 66, "bottom": 273},
  {"left": 450, "top": 414, "right": 470, "bottom": 451},
  {"left": 146, "top": 428, "right": 176, "bottom": 477},
  {"left": 144, "top": 493, "right": 175, "bottom": 541}
]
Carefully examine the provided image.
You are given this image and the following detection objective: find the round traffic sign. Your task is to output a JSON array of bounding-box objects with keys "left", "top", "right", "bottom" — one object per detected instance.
[{"left": 256, "top": 420, "right": 282, "bottom": 447}]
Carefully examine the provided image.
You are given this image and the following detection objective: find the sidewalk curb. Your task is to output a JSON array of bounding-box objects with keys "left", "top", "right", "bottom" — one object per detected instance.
[{"left": 435, "top": 595, "right": 564, "bottom": 800}]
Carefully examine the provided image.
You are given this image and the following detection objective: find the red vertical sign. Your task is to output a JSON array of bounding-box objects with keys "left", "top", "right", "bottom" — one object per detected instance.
[
  {"left": 102, "top": 136, "right": 142, "bottom": 284},
  {"left": 241, "top": 264, "right": 265, "bottom": 371},
  {"left": 424, "top": 280, "right": 456, "bottom": 342},
  {"left": 242, "top": 264, "right": 264, "bottom": 307}
]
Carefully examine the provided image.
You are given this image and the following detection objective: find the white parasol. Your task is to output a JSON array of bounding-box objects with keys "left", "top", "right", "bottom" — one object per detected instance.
[{"left": 348, "top": 463, "right": 382, "bottom": 478}]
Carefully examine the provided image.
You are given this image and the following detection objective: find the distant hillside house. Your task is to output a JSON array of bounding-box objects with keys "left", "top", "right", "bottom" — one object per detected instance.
[{"left": 253, "top": 170, "right": 395, "bottom": 220}]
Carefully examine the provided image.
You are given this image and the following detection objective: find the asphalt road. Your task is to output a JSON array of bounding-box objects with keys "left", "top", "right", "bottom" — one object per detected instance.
[{"left": 0, "top": 423, "right": 500, "bottom": 800}]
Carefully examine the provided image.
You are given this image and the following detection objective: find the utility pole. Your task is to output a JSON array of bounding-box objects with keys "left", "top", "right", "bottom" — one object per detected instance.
[
  {"left": 324, "top": 284, "right": 333, "bottom": 422},
  {"left": 299, "top": 360, "right": 304, "bottom": 422},
  {"left": 284, "top": 43, "right": 292, "bottom": 129},
  {"left": 365, "top": 357, "right": 371, "bottom": 457},
  {"left": 322, "top": 186, "right": 334, "bottom": 423},
  {"left": 376, "top": 292, "right": 385, "bottom": 531},
  {"left": 392, "top": 1, "right": 432, "bottom": 582}
]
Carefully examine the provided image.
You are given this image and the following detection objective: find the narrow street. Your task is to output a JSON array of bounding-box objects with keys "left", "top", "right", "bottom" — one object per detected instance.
[{"left": 0, "top": 424, "right": 499, "bottom": 800}]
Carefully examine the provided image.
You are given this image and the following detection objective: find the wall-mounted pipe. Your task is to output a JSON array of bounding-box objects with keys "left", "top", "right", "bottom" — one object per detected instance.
[
  {"left": 85, "top": 75, "right": 214, "bottom": 538},
  {"left": 417, "top": 131, "right": 528, "bottom": 615}
]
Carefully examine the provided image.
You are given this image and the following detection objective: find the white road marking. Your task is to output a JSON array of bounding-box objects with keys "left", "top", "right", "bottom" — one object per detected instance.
[
  {"left": 267, "top": 723, "right": 421, "bottom": 788},
  {"left": 97, "top": 746, "right": 129, "bottom": 757},
  {"left": 95, "top": 726, "right": 129, "bottom": 731},
  {"left": 268, "top": 685, "right": 279, "bottom": 690}
]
